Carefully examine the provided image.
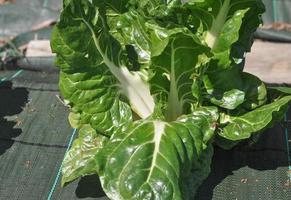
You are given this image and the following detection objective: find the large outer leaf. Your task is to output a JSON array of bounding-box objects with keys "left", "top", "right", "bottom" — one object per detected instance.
[
  {"left": 96, "top": 107, "right": 218, "bottom": 200},
  {"left": 150, "top": 32, "right": 210, "bottom": 121},
  {"left": 58, "top": 65, "right": 132, "bottom": 135},
  {"left": 51, "top": 0, "right": 155, "bottom": 124},
  {"left": 62, "top": 125, "right": 107, "bottom": 185},
  {"left": 219, "top": 96, "right": 291, "bottom": 140},
  {"left": 107, "top": 10, "right": 152, "bottom": 68}
]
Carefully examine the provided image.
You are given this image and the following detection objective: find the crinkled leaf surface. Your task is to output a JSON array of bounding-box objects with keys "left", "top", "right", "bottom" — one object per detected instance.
[
  {"left": 107, "top": 10, "right": 189, "bottom": 69},
  {"left": 202, "top": 66, "right": 266, "bottom": 110},
  {"left": 96, "top": 107, "right": 218, "bottom": 200},
  {"left": 241, "top": 73, "right": 267, "bottom": 110},
  {"left": 150, "top": 33, "right": 210, "bottom": 121},
  {"left": 51, "top": 0, "right": 157, "bottom": 135},
  {"left": 62, "top": 125, "right": 107, "bottom": 185},
  {"left": 59, "top": 68, "right": 132, "bottom": 135},
  {"left": 51, "top": 1, "right": 291, "bottom": 200},
  {"left": 219, "top": 96, "right": 291, "bottom": 140}
]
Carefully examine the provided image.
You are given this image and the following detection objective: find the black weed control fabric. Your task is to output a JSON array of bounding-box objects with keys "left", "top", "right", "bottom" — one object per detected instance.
[
  {"left": 0, "top": 70, "right": 108, "bottom": 200},
  {"left": 0, "top": 69, "right": 291, "bottom": 200}
]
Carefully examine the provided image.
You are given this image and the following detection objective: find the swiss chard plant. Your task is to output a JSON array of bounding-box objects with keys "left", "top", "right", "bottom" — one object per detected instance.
[{"left": 51, "top": 0, "right": 291, "bottom": 199}]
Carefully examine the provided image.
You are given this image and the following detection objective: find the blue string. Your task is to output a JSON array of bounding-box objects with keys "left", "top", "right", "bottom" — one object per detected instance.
[
  {"left": 10, "top": 70, "right": 23, "bottom": 79},
  {"left": 47, "top": 128, "right": 77, "bottom": 200},
  {"left": 284, "top": 114, "right": 291, "bottom": 182},
  {"left": 0, "top": 69, "right": 23, "bottom": 85},
  {"left": 0, "top": 69, "right": 77, "bottom": 197}
]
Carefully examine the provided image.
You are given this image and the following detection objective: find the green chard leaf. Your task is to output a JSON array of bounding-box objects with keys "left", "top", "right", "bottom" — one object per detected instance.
[
  {"left": 52, "top": 0, "right": 291, "bottom": 199},
  {"left": 150, "top": 32, "right": 210, "bottom": 121},
  {"left": 267, "top": 86, "right": 291, "bottom": 98},
  {"left": 241, "top": 72, "right": 267, "bottom": 110},
  {"left": 62, "top": 125, "right": 107, "bottom": 185},
  {"left": 96, "top": 107, "right": 218, "bottom": 200},
  {"left": 268, "top": 86, "right": 291, "bottom": 95},
  {"left": 202, "top": 66, "right": 267, "bottom": 111},
  {"left": 219, "top": 96, "right": 291, "bottom": 140},
  {"left": 51, "top": 0, "right": 156, "bottom": 134},
  {"left": 184, "top": 0, "right": 265, "bottom": 66}
]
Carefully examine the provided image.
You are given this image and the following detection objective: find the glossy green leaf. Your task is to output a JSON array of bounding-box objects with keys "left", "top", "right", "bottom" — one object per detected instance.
[
  {"left": 51, "top": 1, "right": 291, "bottom": 199},
  {"left": 241, "top": 73, "right": 267, "bottom": 110},
  {"left": 51, "top": 0, "right": 155, "bottom": 121},
  {"left": 107, "top": 9, "right": 190, "bottom": 69},
  {"left": 181, "top": 106, "right": 219, "bottom": 145},
  {"left": 59, "top": 67, "right": 132, "bottom": 136},
  {"left": 97, "top": 107, "right": 218, "bottom": 200},
  {"left": 202, "top": 66, "right": 244, "bottom": 109},
  {"left": 202, "top": 66, "right": 267, "bottom": 111},
  {"left": 184, "top": 0, "right": 265, "bottom": 66},
  {"left": 150, "top": 32, "right": 210, "bottom": 121},
  {"left": 62, "top": 125, "right": 108, "bottom": 186},
  {"left": 209, "top": 89, "right": 245, "bottom": 110},
  {"left": 219, "top": 96, "right": 291, "bottom": 140}
]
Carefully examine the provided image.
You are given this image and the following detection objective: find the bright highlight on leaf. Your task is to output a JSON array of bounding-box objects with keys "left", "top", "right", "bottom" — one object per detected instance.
[{"left": 51, "top": 0, "right": 291, "bottom": 199}]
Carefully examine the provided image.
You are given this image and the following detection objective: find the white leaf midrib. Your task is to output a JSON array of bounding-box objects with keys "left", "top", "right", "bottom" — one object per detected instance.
[
  {"left": 146, "top": 121, "right": 166, "bottom": 182},
  {"left": 205, "top": 0, "right": 231, "bottom": 49},
  {"left": 166, "top": 39, "right": 183, "bottom": 121},
  {"left": 80, "top": 17, "right": 155, "bottom": 119}
]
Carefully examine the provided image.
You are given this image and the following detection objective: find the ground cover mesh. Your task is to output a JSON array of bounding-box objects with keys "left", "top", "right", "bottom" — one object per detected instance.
[
  {"left": 0, "top": 69, "right": 290, "bottom": 200},
  {"left": 196, "top": 123, "right": 291, "bottom": 200},
  {"left": 0, "top": 70, "right": 106, "bottom": 200}
]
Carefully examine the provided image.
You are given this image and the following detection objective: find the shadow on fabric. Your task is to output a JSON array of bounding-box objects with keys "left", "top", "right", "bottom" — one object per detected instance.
[
  {"left": 0, "top": 81, "right": 28, "bottom": 155},
  {"left": 75, "top": 174, "right": 106, "bottom": 198},
  {"left": 196, "top": 120, "right": 290, "bottom": 200}
]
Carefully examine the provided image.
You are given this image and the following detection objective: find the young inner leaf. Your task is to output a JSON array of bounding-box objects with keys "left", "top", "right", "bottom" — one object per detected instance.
[{"left": 205, "top": 0, "right": 230, "bottom": 49}]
